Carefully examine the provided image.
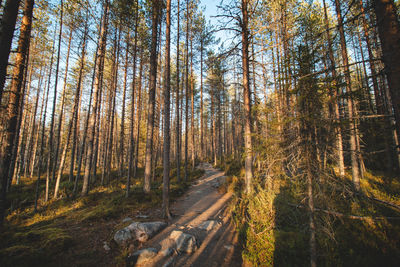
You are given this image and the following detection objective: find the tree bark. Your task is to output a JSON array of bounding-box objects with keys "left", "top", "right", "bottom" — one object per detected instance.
[
  {"left": 127, "top": 0, "right": 139, "bottom": 197},
  {"left": 184, "top": 0, "right": 190, "bottom": 181},
  {"left": 334, "top": 0, "right": 360, "bottom": 190},
  {"left": 241, "top": 0, "right": 253, "bottom": 194},
  {"left": 0, "top": 0, "right": 21, "bottom": 103},
  {"left": 175, "top": 0, "right": 181, "bottom": 183},
  {"left": 322, "top": 0, "right": 345, "bottom": 177},
  {"left": 82, "top": 0, "right": 110, "bottom": 196},
  {"left": 373, "top": 0, "right": 400, "bottom": 148},
  {"left": 46, "top": 0, "right": 64, "bottom": 192},
  {"left": 163, "top": 0, "right": 172, "bottom": 219},
  {"left": 143, "top": 0, "right": 161, "bottom": 193},
  {"left": 0, "top": 0, "right": 34, "bottom": 226}
]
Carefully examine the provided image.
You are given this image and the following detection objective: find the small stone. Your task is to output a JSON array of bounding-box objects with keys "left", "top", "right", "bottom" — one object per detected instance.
[
  {"left": 103, "top": 241, "right": 111, "bottom": 251},
  {"left": 224, "top": 245, "right": 233, "bottom": 250},
  {"left": 123, "top": 217, "right": 133, "bottom": 223},
  {"left": 128, "top": 248, "right": 158, "bottom": 265},
  {"left": 198, "top": 220, "right": 218, "bottom": 231}
]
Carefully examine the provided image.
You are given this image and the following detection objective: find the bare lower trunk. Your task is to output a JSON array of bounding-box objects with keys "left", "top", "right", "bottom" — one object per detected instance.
[
  {"left": 143, "top": 0, "right": 161, "bottom": 193},
  {"left": 0, "top": 0, "right": 34, "bottom": 225},
  {"left": 241, "top": 0, "right": 253, "bottom": 194},
  {"left": 335, "top": 0, "right": 360, "bottom": 189},
  {"left": 82, "top": 0, "right": 110, "bottom": 196},
  {"left": 373, "top": 0, "right": 400, "bottom": 149}
]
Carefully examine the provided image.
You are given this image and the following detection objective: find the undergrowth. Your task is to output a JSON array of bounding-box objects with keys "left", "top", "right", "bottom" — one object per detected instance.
[
  {"left": 0, "top": 166, "right": 204, "bottom": 266},
  {"left": 231, "top": 168, "right": 400, "bottom": 266}
]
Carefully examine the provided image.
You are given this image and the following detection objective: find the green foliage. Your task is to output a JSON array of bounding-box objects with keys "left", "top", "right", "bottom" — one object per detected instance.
[
  {"left": 0, "top": 226, "right": 72, "bottom": 266},
  {"left": 233, "top": 170, "right": 400, "bottom": 266}
]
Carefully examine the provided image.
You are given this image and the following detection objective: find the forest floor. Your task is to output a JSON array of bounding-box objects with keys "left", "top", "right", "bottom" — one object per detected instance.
[
  {"left": 0, "top": 163, "right": 247, "bottom": 266},
  {"left": 0, "top": 166, "right": 205, "bottom": 266}
]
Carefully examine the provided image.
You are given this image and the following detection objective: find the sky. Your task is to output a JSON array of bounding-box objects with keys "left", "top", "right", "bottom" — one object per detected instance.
[{"left": 200, "top": 0, "right": 234, "bottom": 48}]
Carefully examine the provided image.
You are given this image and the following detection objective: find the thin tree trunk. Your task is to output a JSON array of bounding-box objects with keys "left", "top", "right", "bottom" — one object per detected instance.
[
  {"left": 162, "top": 0, "right": 172, "bottom": 218},
  {"left": 184, "top": 0, "right": 190, "bottom": 181},
  {"left": 46, "top": 0, "right": 64, "bottom": 193},
  {"left": 322, "top": 0, "right": 345, "bottom": 177},
  {"left": 175, "top": 0, "right": 181, "bottom": 182},
  {"left": 334, "top": 0, "right": 360, "bottom": 189},
  {"left": 143, "top": 0, "right": 161, "bottom": 193},
  {"left": 120, "top": 30, "right": 130, "bottom": 177},
  {"left": 200, "top": 37, "right": 204, "bottom": 161},
  {"left": 127, "top": 0, "right": 139, "bottom": 196},
  {"left": 68, "top": 24, "right": 88, "bottom": 185},
  {"left": 190, "top": 34, "right": 195, "bottom": 170},
  {"left": 52, "top": 28, "right": 72, "bottom": 183},
  {"left": 43, "top": 27, "right": 57, "bottom": 202},
  {"left": 82, "top": 0, "right": 110, "bottom": 196},
  {"left": 241, "top": 0, "right": 253, "bottom": 194},
  {"left": 133, "top": 48, "right": 143, "bottom": 178}
]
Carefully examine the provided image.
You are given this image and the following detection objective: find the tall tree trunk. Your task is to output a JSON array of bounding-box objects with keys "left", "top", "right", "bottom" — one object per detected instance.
[
  {"left": 200, "top": 37, "right": 204, "bottom": 161},
  {"left": 43, "top": 27, "right": 57, "bottom": 201},
  {"left": 162, "top": 0, "right": 172, "bottom": 219},
  {"left": 0, "top": 0, "right": 34, "bottom": 226},
  {"left": 134, "top": 48, "right": 144, "bottom": 178},
  {"left": 68, "top": 24, "right": 88, "bottom": 185},
  {"left": 175, "top": 0, "right": 181, "bottom": 182},
  {"left": 82, "top": 0, "right": 110, "bottom": 196},
  {"left": 52, "top": 28, "right": 72, "bottom": 183},
  {"left": 0, "top": 0, "right": 21, "bottom": 103},
  {"left": 373, "top": 0, "right": 400, "bottom": 148},
  {"left": 143, "top": 0, "right": 161, "bottom": 193},
  {"left": 13, "top": 59, "right": 34, "bottom": 185},
  {"left": 120, "top": 30, "right": 129, "bottom": 176},
  {"left": 241, "top": 0, "right": 253, "bottom": 193},
  {"left": 29, "top": 67, "right": 46, "bottom": 180},
  {"left": 334, "top": 0, "right": 360, "bottom": 190},
  {"left": 46, "top": 0, "right": 63, "bottom": 192},
  {"left": 184, "top": 0, "right": 190, "bottom": 181},
  {"left": 35, "top": 66, "right": 51, "bottom": 212},
  {"left": 190, "top": 35, "right": 195, "bottom": 170},
  {"left": 127, "top": 0, "right": 139, "bottom": 197},
  {"left": 322, "top": 0, "right": 345, "bottom": 177}
]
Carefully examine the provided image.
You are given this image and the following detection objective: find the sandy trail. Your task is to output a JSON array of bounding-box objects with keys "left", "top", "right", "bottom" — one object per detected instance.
[{"left": 139, "top": 163, "right": 244, "bottom": 267}]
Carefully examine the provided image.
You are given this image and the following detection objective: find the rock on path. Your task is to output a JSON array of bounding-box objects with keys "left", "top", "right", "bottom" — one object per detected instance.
[{"left": 123, "top": 163, "right": 244, "bottom": 267}]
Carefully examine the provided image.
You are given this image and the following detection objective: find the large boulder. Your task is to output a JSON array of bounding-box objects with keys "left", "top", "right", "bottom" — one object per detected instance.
[
  {"left": 169, "top": 230, "right": 197, "bottom": 254},
  {"left": 114, "top": 221, "right": 167, "bottom": 246}
]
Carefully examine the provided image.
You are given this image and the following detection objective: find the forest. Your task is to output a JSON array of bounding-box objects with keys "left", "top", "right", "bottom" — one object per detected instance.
[{"left": 0, "top": 0, "right": 399, "bottom": 266}]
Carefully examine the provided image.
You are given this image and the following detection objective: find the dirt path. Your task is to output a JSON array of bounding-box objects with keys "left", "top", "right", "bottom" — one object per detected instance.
[{"left": 137, "top": 163, "right": 244, "bottom": 267}]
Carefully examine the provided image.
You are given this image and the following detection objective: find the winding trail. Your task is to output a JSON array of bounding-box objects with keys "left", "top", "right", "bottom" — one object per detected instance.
[{"left": 137, "top": 162, "right": 245, "bottom": 267}]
